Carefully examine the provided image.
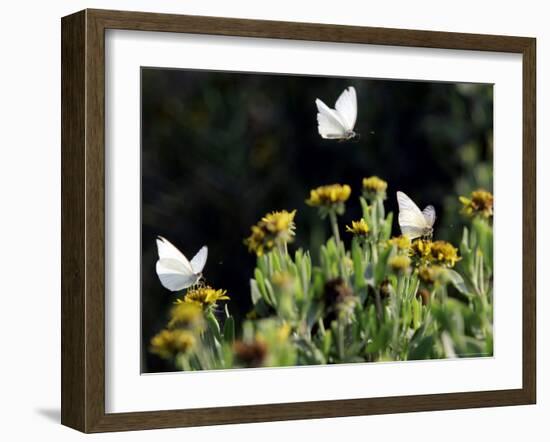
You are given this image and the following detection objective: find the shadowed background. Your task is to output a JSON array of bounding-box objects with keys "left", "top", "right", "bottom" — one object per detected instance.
[{"left": 141, "top": 68, "right": 492, "bottom": 372}]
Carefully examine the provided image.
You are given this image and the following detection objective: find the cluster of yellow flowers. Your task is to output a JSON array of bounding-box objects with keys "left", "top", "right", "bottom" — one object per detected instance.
[
  {"left": 459, "top": 189, "right": 493, "bottom": 219},
  {"left": 387, "top": 235, "right": 458, "bottom": 274},
  {"left": 362, "top": 176, "right": 388, "bottom": 198},
  {"left": 306, "top": 184, "right": 351, "bottom": 210},
  {"left": 150, "top": 285, "right": 229, "bottom": 360},
  {"left": 411, "top": 239, "right": 460, "bottom": 268},
  {"left": 150, "top": 329, "right": 196, "bottom": 359},
  {"left": 244, "top": 210, "right": 297, "bottom": 256}
]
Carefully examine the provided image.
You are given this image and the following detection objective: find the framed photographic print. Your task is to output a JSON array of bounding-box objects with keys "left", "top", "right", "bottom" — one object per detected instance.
[{"left": 61, "top": 9, "right": 536, "bottom": 433}]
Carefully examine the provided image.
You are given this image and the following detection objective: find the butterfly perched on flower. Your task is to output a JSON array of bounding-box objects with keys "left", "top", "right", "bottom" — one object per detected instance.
[
  {"left": 396, "top": 191, "right": 436, "bottom": 240},
  {"left": 155, "top": 236, "right": 208, "bottom": 291}
]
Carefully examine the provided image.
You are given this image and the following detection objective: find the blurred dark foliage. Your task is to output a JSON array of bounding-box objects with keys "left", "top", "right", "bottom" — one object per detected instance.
[{"left": 141, "top": 68, "right": 492, "bottom": 372}]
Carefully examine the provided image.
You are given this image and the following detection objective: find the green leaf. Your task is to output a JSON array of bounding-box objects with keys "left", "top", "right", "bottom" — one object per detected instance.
[
  {"left": 223, "top": 317, "right": 235, "bottom": 344},
  {"left": 250, "top": 279, "right": 262, "bottom": 305},
  {"left": 412, "top": 297, "right": 422, "bottom": 329},
  {"left": 374, "top": 245, "right": 392, "bottom": 285},
  {"left": 473, "top": 217, "right": 493, "bottom": 270},
  {"left": 264, "top": 279, "right": 276, "bottom": 306},
  {"left": 380, "top": 212, "right": 394, "bottom": 241},
  {"left": 257, "top": 255, "right": 268, "bottom": 275},
  {"left": 364, "top": 263, "right": 374, "bottom": 286},
  {"left": 360, "top": 196, "right": 370, "bottom": 220},
  {"left": 351, "top": 237, "right": 365, "bottom": 290},
  {"left": 322, "top": 330, "right": 332, "bottom": 357},
  {"left": 461, "top": 336, "right": 489, "bottom": 357},
  {"left": 206, "top": 311, "right": 222, "bottom": 343},
  {"left": 254, "top": 268, "right": 267, "bottom": 297},
  {"left": 445, "top": 269, "right": 468, "bottom": 294},
  {"left": 366, "top": 324, "right": 391, "bottom": 353},
  {"left": 295, "top": 249, "right": 303, "bottom": 273},
  {"left": 272, "top": 250, "right": 282, "bottom": 272},
  {"left": 461, "top": 226, "right": 470, "bottom": 252},
  {"left": 306, "top": 303, "right": 322, "bottom": 329},
  {"left": 408, "top": 335, "right": 435, "bottom": 360}
]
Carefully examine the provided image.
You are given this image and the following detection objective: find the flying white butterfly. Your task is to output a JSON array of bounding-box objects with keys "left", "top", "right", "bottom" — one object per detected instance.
[
  {"left": 315, "top": 86, "right": 357, "bottom": 140},
  {"left": 396, "top": 191, "right": 436, "bottom": 240},
  {"left": 155, "top": 236, "right": 208, "bottom": 291}
]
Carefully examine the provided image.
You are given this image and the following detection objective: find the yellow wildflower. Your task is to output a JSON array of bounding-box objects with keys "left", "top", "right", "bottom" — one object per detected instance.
[
  {"left": 261, "top": 210, "right": 296, "bottom": 241},
  {"left": 244, "top": 225, "right": 270, "bottom": 256},
  {"left": 306, "top": 184, "right": 351, "bottom": 209},
  {"left": 459, "top": 189, "right": 493, "bottom": 218},
  {"left": 168, "top": 301, "right": 204, "bottom": 329},
  {"left": 362, "top": 176, "right": 388, "bottom": 198},
  {"left": 150, "top": 329, "right": 196, "bottom": 359},
  {"left": 389, "top": 255, "right": 411, "bottom": 272},
  {"left": 430, "top": 241, "right": 460, "bottom": 267},
  {"left": 345, "top": 218, "right": 370, "bottom": 236},
  {"left": 244, "top": 209, "right": 297, "bottom": 256},
  {"left": 178, "top": 285, "right": 229, "bottom": 308},
  {"left": 418, "top": 265, "right": 444, "bottom": 285},
  {"left": 389, "top": 235, "right": 412, "bottom": 251}
]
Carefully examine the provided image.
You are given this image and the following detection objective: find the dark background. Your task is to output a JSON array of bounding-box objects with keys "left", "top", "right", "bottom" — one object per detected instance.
[{"left": 141, "top": 68, "right": 493, "bottom": 373}]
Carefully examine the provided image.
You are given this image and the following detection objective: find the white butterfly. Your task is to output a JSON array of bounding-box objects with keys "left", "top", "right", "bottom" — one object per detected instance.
[
  {"left": 396, "top": 191, "right": 436, "bottom": 240},
  {"left": 315, "top": 86, "right": 357, "bottom": 140},
  {"left": 155, "top": 236, "right": 208, "bottom": 291}
]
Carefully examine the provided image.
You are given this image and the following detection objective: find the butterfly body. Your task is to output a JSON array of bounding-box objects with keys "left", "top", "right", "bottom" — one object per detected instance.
[
  {"left": 316, "top": 86, "right": 358, "bottom": 140},
  {"left": 155, "top": 236, "right": 208, "bottom": 291},
  {"left": 340, "top": 130, "right": 357, "bottom": 141},
  {"left": 396, "top": 191, "right": 436, "bottom": 240}
]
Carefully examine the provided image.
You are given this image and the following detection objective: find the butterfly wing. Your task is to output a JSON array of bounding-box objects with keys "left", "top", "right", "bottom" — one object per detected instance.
[
  {"left": 156, "top": 258, "right": 198, "bottom": 291},
  {"left": 422, "top": 205, "right": 436, "bottom": 228},
  {"left": 397, "top": 191, "right": 428, "bottom": 240},
  {"left": 315, "top": 98, "right": 347, "bottom": 139},
  {"left": 334, "top": 86, "right": 357, "bottom": 131},
  {"left": 156, "top": 236, "right": 193, "bottom": 273},
  {"left": 190, "top": 246, "right": 208, "bottom": 274}
]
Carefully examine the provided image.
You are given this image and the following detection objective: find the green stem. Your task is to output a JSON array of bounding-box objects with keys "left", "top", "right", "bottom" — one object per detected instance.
[
  {"left": 329, "top": 210, "right": 341, "bottom": 248},
  {"left": 371, "top": 241, "right": 379, "bottom": 264},
  {"left": 329, "top": 210, "right": 347, "bottom": 278},
  {"left": 277, "top": 242, "right": 288, "bottom": 269},
  {"left": 337, "top": 322, "right": 345, "bottom": 361},
  {"left": 370, "top": 201, "right": 378, "bottom": 240}
]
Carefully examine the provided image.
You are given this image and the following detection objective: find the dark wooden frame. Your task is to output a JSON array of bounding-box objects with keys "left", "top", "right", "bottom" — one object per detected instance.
[{"left": 61, "top": 8, "right": 536, "bottom": 433}]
